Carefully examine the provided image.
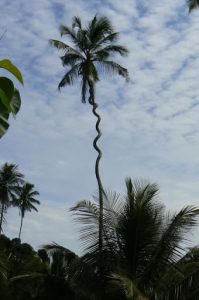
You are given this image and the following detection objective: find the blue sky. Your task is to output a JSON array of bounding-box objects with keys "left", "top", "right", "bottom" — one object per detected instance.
[{"left": 0, "top": 0, "right": 199, "bottom": 253}]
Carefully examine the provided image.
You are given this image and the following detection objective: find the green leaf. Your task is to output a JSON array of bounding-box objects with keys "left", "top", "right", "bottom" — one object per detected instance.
[
  {"left": 0, "top": 88, "right": 12, "bottom": 112},
  {"left": 10, "top": 89, "right": 21, "bottom": 116},
  {"left": 0, "top": 59, "right": 24, "bottom": 85},
  {"left": 0, "top": 113, "right": 9, "bottom": 138},
  {"left": 0, "top": 77, "right": 14, "bottom": 99}
]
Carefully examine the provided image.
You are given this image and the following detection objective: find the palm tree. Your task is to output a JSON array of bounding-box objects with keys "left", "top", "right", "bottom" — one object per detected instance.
[
  {"left": 0, "top": 163, "right": 24, "bottom": 235},
  {"left": 14, "top": 182, "right": 40, "bottom": 239},
  {"left": 187, "top": 0, "right": 199, "bottom": 11},
  {"left": 71, "top": 178, "right": 199, "bottom": 299},
  {"left": 49, "top": 15, "right": 129, "bottom": 251}
]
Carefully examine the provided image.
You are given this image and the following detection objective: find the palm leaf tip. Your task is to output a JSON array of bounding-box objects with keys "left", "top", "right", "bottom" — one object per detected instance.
[
  {"left": 72, "top": 16, "right": 82, "bottom": 29},
  {"left": 188, "top": 0, "right": 199, "bottom": 12}
]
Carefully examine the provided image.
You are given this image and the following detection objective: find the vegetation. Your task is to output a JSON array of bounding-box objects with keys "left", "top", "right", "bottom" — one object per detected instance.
[
  {"left": 1, "top": 7, "right": 199, "bottom": 300},
  {"left": 49, "top": 15, "right": 129, "bottom": 251},
  {"left": 0, "top": 59, "right": 23, "bottom": 138},
  {"left": 14, "top": 182, "right": 40, "bottom": 239},
  {"left": 0, "top": 163, "right": 40, "bottom": 237},
  {"left": 1, "top": 179, "right": 199, "bottom": 299},
  {"left": 188, "top": 0, "right": 199, "bottom": 11},
  {"left": 70, "top": 178, "right": 199, "bottom": 299},
  {"left": 0, "top": 163, "right": 24, "bottom": 235}
]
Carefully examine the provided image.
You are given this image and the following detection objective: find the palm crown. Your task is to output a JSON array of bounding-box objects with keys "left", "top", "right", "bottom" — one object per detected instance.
[
  {"left": 49, "top": 15, "right": 129, "bottom": 104},
  {"left": 14, "top": 182, "right": 40, "bottom": 239},
  {"left": 71, "top": 178, "right": 199, "bottom": 299},
  {"left": 0, "top": 163, "right": 24, "bottom": 234},
  {"left": 16, "top": 182, "right": 40, "bottom": 218}
]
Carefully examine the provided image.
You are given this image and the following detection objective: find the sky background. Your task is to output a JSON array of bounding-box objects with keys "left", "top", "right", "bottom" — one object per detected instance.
[{"left": 0, "top": 0, "right": 199, "bottom": 253}]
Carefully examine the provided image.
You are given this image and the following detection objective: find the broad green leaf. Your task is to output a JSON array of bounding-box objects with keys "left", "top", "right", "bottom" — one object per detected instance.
[
  {"left": 0, "top": 77, "right": 14, "bottom": 99},
  {"left": 10, "top": 89, "right": 21, "bottom": 116},
  {"left": 0, "top": 88, "right": 12, "bottom": 112},
  {"left": 0, "top": 59, "right": 24, "bottom": 85},
  {"left": 0, "top": 113, "right": 9, "bottom": 138}
]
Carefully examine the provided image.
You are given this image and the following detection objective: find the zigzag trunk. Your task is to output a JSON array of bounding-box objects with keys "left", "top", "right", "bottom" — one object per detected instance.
[{"left": 91, "top": 101, "right": 104, "bottom": 252}]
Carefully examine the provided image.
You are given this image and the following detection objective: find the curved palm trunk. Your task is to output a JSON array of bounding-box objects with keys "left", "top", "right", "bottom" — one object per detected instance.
[
  {"left": 91, "top": 101, "right": 104, "bottom": 251},
  {"left": 0, "top": 203, "right": 5, "bottom": 235},
  {"left": 18, "top": 215, "right": 23, "bottom": 239}
]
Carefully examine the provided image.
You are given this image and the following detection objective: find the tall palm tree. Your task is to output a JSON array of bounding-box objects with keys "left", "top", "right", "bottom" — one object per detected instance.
[
  {"left": 14, "top": 182, "right": 40, "bottom": 239},
  {"left": 0, "top": 163, "right": 24, "bottom": 235},
  {"left": 71, "top": 178, "right": 199, "bottom": 299},
  {"left": 49, "top": 15, "right": 129, "bottom": 251},
  {"left": 187, "top": 0, "right": 199, "bottom": 11}
]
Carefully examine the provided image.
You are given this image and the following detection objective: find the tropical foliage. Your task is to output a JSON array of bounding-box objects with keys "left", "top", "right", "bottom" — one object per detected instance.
[
  {"left": 71, "top": 178, "right": 199, "bottom": 299},
  {"left": 14, "top": 182, "right": 40, "bottom": 239},
  {"left": 0, "top": 235, "right": 45, "bottom": 300},
  {"left": 0, "top": 163, "right": 40, "bottom": 237},
  {"left": 0, "top": 163, "right": 24, "bottom": 235},
  {"left": 0, "top": 59, "right": 23, "bottom": 138}
]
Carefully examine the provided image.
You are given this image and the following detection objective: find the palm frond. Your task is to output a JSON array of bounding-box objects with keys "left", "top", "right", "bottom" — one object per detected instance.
[
  {"left": 60, "top": 53, "right": 83, "bottom": 67},
  {"left": 92, "top": 32, "right": 119, "bottom": 50},
  {"left": 72, "top": 16, "right": 82, "bottom": 29},
  {"left": 94, "top": 45, "right": 129, "bottom": 59},
  {"left": 70, "top": 200, "right": 99, "bottom": 252},
  {"left": 49, "top": 40, "right": 84, "bottom": 59},
  {"left": 111, "top": 273, "right": 148, "bottom": 300},
  {"left": 88, "top": 16, "right": 114, "bottom": 44},
  {"left": 142, "top": 206, "right": 199, "bottom": 289},
  {"left": 188, "top": 0, "right": 199, "bottom": 12},
  {"left": 98, "top": 60, "right": 129, "bottom": 81},
  {"left": 49, "top": 39, "right": 70, "bottom": 50},
  {"left": 58, "top": 63, "right": 80, "bottom": 89},
  {"left": 125, "top": 178, "right": 160, "bottom": 207},
  {"left": 59, "top": 25, "right": 76, "bottom": 39}
]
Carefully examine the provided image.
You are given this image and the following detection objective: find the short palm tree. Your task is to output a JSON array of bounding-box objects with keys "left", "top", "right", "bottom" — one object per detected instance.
[
  {"left": 50, "top": 15, "right": 129, "bottom": 251},
  {"left": 71, "top": 178, "right": 199, "bottom": 299},
  {"left": 14, "top": 182, "right": 40, "bottom": 239},
  {"left": 187, "top": 0, "right": 199, "bottom": 11},
  {"left": 0, "top": 163, "right": 24, "bottom": 235}
]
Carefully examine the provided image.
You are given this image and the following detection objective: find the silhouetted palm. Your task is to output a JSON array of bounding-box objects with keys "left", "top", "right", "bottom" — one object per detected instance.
[
  {"left": 50, "top": 15, "right": 129, "bottom": 251},
  {"left": 187, "top": 0, "right": 199, "bottom": 11},
  {"left": 71, "top": 178, "right": 199, "bottom": 299},
  {"left": 14, "top": 182, "right": 40, "bottom": 239},
  {"left": 0, "top": 163, "right": 24, "bottom": 234}
]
